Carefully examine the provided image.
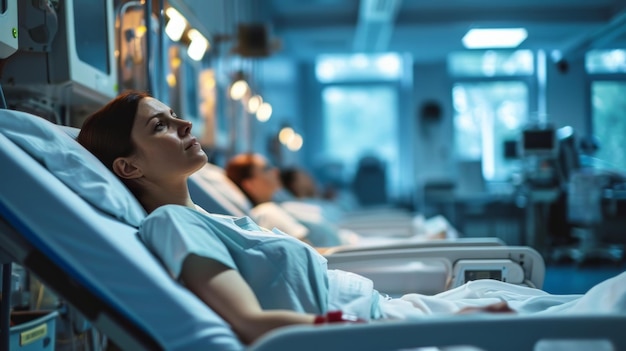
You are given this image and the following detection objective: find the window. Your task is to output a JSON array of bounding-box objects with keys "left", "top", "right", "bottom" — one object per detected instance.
[
  {"left": 316, "top": 53, "right": 404, "bottom": 199},
  {"left": 587, "top": 49, "right": 626, "bottom": 172},
  {"left": 586, "top": 49, "right": 626, "bottom": 74},
  {"left": 322, "top": 85, "right": 399, "bottom": 193},
  {"left": 453, "top": 82, "right": 528, "bottom": 180},
  {"left": 449, "top": 50, "right": 534, "bottom": 181},
  {"left": 316, "top": 53, "right": 403, "bottom": 83},
  {"left": 448, "top": 50, "right": 533, "bottom": 77},
  {"left": 590, "top": 81, "right": 626, "bottom": 171}
]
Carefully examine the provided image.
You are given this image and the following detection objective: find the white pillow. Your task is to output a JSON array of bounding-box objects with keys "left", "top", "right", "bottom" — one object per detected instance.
[
  {"left": 191, "top": 163, "right": 253, "bottom": 214},
  {"left": 0, "top": 109, "right": 146, "bottom": 227}
]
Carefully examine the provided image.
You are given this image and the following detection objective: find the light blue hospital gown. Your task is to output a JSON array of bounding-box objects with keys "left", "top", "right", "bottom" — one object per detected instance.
[{"left": 139, "top": 204, "right": 379, "bottom": 318}]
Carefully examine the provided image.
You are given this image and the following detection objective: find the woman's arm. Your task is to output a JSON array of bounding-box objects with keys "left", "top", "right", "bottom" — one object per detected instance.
[{"left": 180, "top": 254, "right": 316, "bottom": 345}]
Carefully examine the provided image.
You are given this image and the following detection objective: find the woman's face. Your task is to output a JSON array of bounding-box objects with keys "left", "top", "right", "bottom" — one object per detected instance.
[{"left": 129, "top": 97, "right": 207, "bottom": 182}]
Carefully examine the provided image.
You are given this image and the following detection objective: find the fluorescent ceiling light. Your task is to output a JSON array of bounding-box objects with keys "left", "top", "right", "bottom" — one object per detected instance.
[
  {"left": 187, "top": 29, "right": 209, "bottom": 61},
  {"left": 165, "top": 7, "right": 186, "bottom": 42},
  {"left": 462, "top": 28, "right": 528, "bottom": 49}
]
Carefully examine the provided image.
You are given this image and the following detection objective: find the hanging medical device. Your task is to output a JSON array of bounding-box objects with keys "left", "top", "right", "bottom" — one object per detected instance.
[
  {"left": 0, "top": 0, "right": 18, "bottom": 59},
  {"left": 1, "top": 0, "right": 117, "bottom": 125}
]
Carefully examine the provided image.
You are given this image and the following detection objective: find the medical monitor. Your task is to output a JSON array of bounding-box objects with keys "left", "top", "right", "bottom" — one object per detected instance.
[
  {"left": 521, "top": 128, "right": 557, "bottom": 156},
  {"left": 0, "top": 0, "right": 18, "bottom": 59},
  {"left": 1, "top": 0, "right": 117, "bottom": 114}
]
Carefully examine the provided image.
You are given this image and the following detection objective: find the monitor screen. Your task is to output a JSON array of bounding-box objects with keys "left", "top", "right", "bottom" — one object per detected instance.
[
  {"left": 503, "top": 139, "right": 519, "bottom": 159},
  {"left": 0, "top": 0, "right": 117, "bottom": 119},
  {"left": 73, "top": 0, "right": 110, "bottom": 74},
  {"left": 522, "top": 129, "right": 555, "bottom": 153},
  {"left": 0, "top": 0, "right": 18, "bottom": 59}
]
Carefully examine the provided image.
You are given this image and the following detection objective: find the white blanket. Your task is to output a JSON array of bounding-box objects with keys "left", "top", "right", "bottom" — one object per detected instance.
[{"left": 379, "top": 271, "right": 626, "bottom": 319}]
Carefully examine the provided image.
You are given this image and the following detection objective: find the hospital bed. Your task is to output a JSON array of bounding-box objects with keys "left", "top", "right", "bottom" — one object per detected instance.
[
  {"left": 1, "top": 109, "right": 625, "bottom": 351},
  {"left": 190, "top": 165, "right": 428, "bottom": 238},
  {"left": 327, "top": 245, "right": 544, "bottom": 295},
  {"left": 188, "top": 163, "right": 502, "bottom": 247}
]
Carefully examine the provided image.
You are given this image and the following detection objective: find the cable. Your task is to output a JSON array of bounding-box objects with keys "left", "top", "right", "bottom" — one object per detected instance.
[
  {"left": 0, "top": 84, "right": 7, "bottom": 109},
  {"left": 1, "top": 263, "right": 12, "bottom": 351}
]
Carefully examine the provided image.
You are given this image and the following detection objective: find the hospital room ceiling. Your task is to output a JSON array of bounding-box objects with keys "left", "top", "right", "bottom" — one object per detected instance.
[{"left": 173, "top": 0, "right": 626, "bottom": 63}]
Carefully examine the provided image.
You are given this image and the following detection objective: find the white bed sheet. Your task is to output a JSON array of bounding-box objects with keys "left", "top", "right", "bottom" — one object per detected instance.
[{"left": 380, "top": 272, "right": 625, "bottom": 319}]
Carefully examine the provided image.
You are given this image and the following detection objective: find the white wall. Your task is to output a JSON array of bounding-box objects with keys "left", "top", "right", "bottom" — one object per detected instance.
[
  {"left": 411, "top": 61, "right": 456, "bottom": 188},
  {"left": 545, "top": 56, "right": 590, "bottom": 136}
]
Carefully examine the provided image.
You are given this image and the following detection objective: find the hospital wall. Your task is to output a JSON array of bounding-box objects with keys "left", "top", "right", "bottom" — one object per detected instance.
[
  {"left": 411, "top": 60, "right": 455, "bottom": 187},
  {"left": 545, "top": 56, "right": 588, "bottom": 136}
]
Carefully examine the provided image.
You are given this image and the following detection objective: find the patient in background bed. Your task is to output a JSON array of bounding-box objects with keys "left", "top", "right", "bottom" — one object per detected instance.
[
  {"left": 225, "top": 152, "right": 344, "bottom": 247},
  {"left": 280, "top": 166, "right": 319, "bottom": 199},
  {"left": 226, "top": 155, "right": 453, "bottom": 246},
  {"left": 77, "top": 91, "right": 625, "bottom": 346},
  {"left": 279, "top": 166, "right": 351, "bottom": 222}
]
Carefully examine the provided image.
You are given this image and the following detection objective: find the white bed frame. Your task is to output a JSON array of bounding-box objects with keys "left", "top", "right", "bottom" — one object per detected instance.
[
  {"left": 327, "top": 245, "right": 545, "bottom": 295},
  {"left": 252, "top": 314, "right": 626, "bottom": 351}
]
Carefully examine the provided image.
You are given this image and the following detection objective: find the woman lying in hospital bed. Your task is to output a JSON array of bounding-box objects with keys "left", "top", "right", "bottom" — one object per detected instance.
[
  {"left": 224, "top": 152, "right": 343, "bottom": 247},
  {"left": 76, "top": 90, "right": 626, "bottom": 345}
]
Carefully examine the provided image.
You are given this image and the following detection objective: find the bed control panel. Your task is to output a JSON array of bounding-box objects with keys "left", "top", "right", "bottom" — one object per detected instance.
[{"left": 451, "top": 259, "right": 525, "bottom": 288}]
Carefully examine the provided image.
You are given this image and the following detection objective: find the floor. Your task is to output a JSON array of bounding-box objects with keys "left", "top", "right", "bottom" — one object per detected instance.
[{"left": 542, "top": 261, "right": 626, "bottom": 294}]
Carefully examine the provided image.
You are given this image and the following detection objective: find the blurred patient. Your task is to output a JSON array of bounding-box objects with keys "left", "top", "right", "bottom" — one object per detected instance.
[
  {"left": 225, "top": 153, "right": 343, "bottom": 247},
  {"left": 279, "top": 166, "right": 455, "bottom": 241},
  {"left": 226, "top": 154, "right": 455, "bottom": 247},
  {"left": 279, "top": 166, "right": 352, "bottom": 222},
  {"left": 279, "top": 166, "right": 318, "bottom": 199}
]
